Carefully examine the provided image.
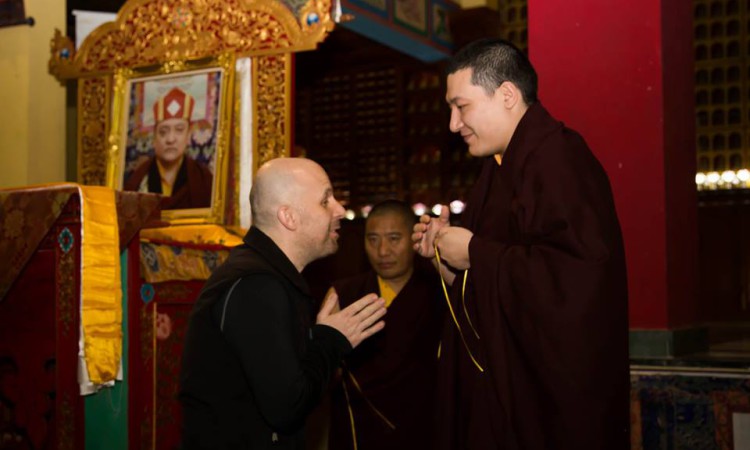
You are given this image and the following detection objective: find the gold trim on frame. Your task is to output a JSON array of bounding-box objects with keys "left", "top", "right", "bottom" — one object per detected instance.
[
  {"left": 50, "top": 0, "right": 337, "bottom": 225},
  {"left": 108, "top": 54, "right": 235, "bottom": 224},
  {"left": 254, "top": 53, "right": 292, "bottom": 167},
  {"left": 78, "top": 77, "right": 111, "bottom": 187}
]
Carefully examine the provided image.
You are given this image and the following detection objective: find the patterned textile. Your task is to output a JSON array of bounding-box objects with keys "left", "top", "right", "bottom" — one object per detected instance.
[
  {"left": 0, "top": 185, "right": 74, "bottom": 300},
  {"left": 0, "top": 183, "right": 161, "bottom": 390},
  {"left": 1, "top": 185, "right": 162, "bottom": 300},
  {"left": 631, "top": 371, "right": 750, "bottom": 449},
  {"left": 115, "top": 190, "right": 162, "bottom": 249}
]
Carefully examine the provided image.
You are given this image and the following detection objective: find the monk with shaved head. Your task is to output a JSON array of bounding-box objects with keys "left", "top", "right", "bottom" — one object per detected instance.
[{"left": 179, "top": 157, "right": 387, "bottom": 449}]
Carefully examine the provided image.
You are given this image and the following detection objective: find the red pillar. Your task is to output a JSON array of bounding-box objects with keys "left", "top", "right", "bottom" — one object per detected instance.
[{"left": 528, "top": 0, "right": 700, "bottom": 354}]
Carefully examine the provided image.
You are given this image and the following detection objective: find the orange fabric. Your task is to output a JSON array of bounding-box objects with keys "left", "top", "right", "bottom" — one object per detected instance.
[{"left": 376, "top": 276, "right": 397, "bottom": 308}]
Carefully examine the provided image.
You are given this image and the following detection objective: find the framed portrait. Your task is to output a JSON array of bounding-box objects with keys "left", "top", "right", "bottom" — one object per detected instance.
[
  {"left": 108, "top": 54, "right": 235, "bottom": 224},
  {"left": 393, "top": 0, "right": 427, "bottom": 35},
  {"left": 430, "top": 0, "right": 453, "bottom": 47},
  {"left": 345, "top": 0, "right": 389, "bottom": 19}
]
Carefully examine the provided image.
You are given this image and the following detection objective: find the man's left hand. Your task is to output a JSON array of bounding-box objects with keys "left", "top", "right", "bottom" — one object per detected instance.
[{"left": 435, "top": 226, "right": 473, "bottom": 270}]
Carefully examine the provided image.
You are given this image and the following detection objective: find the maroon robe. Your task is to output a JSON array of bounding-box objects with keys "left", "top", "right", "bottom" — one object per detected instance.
[
  {"left": 435, "top": 102, "right": 630, "bottom": 450},
  {"left": 123, "top": 156, "right": 213, "bottom": 209},
  {"left": 329, "top": 262, "right": 444, "bottom": 450}
]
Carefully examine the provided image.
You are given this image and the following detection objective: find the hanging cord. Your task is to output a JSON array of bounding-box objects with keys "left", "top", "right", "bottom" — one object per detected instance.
[
  {"left": 342, "top": 364, "right": 396, "bottom": 450},
  {"left": 460, "top": 270, "right": 481, "bottom": 340},
  {"left": 434, "top": 243, "right": 484, "bottom": 373},
  {"left": 341, "top": 372, "right": 358, "bottom": 450}
]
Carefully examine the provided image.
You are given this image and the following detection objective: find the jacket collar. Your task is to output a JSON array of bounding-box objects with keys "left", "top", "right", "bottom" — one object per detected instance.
[{"left": 242, "top": 226, "right": 311, "bottom": 296}]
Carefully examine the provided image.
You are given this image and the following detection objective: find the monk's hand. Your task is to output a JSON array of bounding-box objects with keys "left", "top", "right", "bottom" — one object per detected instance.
[
  {"left": 435, "top": 226, "right": 473, "bottom": 270},
  {"left": 412, "top": 206, "right": 450, "bottom": 258},
  {"left": 316, "top": 292, "right": 386, "bottom": 348}
]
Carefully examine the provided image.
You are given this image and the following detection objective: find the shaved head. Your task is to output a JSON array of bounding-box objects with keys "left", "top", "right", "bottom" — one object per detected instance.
[
  {"left": 367, "top": 200, "right": 417, "bottom": 228},
  {"left": 250, "top": 157, "right": 326, "bottom": 229},
  {"left": 249, "top": 157, "right": 345, "bottom": 269},
  {"left": 365, "top": 200, "right": 416, "bottom": 284}
]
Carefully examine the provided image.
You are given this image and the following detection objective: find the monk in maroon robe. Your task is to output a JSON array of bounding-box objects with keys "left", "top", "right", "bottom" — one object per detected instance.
[
  {"left": 412, "top": 38, "right": 630, "bottom": 450},
  {"left": 326, "top": 200, "right": 444, "bottom": 450}
]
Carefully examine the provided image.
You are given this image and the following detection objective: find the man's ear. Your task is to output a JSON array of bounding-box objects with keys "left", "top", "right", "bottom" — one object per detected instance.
[
  {"left": 497, "top": 81, "right": 521, "bottom": 109},
  {"left": 277, "top": 205, "right": 298, "bottom": 231}
]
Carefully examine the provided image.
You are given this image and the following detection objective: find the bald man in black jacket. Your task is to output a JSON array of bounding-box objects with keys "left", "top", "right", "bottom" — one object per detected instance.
[{"left": 179, "top": 158, "right": 387, "bottom": 449}]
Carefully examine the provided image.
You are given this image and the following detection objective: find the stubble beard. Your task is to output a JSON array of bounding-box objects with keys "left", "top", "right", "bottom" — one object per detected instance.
[
  {"left": 322, "top": 236, "right": 338, "bottom": 257},
  {"left": 307, "top": 234, "right": 338, "bottom": 264}
]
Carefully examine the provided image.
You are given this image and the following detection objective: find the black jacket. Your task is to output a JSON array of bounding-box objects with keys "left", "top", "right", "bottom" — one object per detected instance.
[{"left": 179, "top": 227, "right": 351, "bottom": 449}]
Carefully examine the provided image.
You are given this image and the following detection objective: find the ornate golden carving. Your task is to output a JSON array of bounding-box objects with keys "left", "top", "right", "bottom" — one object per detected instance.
[
  {"left": 49, "top": 29, "right": 76, "bottom": 81},
  {"left": 49, "top": 0, "right": 335, "bottom": 80},
  {"left": 79, "top": 77, "right": 111, "bottom": 186},
  {"left": 255, "top": 54, "right": 291, "bottom": 165},
  {"left": 107, "top": 54, "right": 234, "bottom": 224},
  {"left": 50, "top": 0, "right": 330, "bottom": 220}
]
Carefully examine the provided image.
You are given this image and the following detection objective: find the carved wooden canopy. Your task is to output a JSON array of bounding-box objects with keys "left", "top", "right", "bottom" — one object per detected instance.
[
  {"left": 50, "top": 0, "right": 337, "bottom": 79},
  {"left": 49, "top": 0, "right": 337, "bottom": 225}
]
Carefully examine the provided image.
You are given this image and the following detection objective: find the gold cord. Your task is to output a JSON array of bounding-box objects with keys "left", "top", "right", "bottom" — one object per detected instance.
[
  {"left": 342, "top": 365, "right": 396, "bottom": 450},
  {"left": 434, "top": 243, "right": 484, "bottom": 372},
  {"left": 461, "top": 270, "right": 480, "bottom": 339},
  {"left": 347, "top": 370, "right": 395, "bottom": 430},
  {"left": 341, "top": 372, "right": 358, "bottom": 450}
]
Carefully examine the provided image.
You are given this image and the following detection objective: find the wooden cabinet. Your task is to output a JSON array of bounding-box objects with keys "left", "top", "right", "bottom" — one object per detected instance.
[{"left": 295, "top": 33, "right": 483, "bottom": 213}]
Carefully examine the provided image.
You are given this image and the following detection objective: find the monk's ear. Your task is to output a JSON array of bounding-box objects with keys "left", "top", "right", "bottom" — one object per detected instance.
[
  {"left": 497, "top": 81, "right": 521, "bottom": 109},
  {"left": 277, "top": 205, "right": 298, "bottom": 231}
]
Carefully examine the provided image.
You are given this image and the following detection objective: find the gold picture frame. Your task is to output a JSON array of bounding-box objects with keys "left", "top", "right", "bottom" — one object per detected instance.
[
  {"left": 49, "top": 0, "right": 339, "bottom": 226},
  {"left": 108, "top": 54, "right": 235, "bottom": 224}
]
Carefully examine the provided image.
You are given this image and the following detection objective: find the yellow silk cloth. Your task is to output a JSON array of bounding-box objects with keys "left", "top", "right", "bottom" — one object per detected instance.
[
  {"left": 140, "top": 224, "right": 244, "bottom": 247},
  {"left": 139, "top": 225, "right": 242, "bottom": 283},
  {"left": 0, "top": 183, "right": 122, "bottom": 387},
  {"left": 78, "top": 185, "right": 122, "bottom": 386},
  {"left": 376, "top": 276, "right": 397, "bottom": 308}
]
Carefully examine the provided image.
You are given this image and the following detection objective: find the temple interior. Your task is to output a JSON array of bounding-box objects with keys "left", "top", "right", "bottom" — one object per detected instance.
[{"left": 1, "top": 0, "right": 750, "bottom": 448}]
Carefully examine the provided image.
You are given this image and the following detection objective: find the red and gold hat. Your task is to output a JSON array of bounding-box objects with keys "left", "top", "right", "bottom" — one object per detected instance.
[{"left": 153, "top": 87, "right": 195, "bottom": 123}]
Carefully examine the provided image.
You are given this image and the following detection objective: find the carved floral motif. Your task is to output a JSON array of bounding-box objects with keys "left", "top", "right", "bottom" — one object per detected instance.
[
  {"left": 79, "top": 77, "right": 110, "bottom": 186},
  {"left": 256, "top": 54, "right": 290, "bottom": 166},
  {"left": 50, "top": 0, "right": 332, "bottom": 219},
  {"left": 49, "top": 0, "right": 334, "bottom": 79}
]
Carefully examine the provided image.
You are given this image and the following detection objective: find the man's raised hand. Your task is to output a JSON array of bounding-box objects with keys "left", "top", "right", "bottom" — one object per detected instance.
[{"left": 316, "top": 292, "right": 386, "bottom": 348}]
